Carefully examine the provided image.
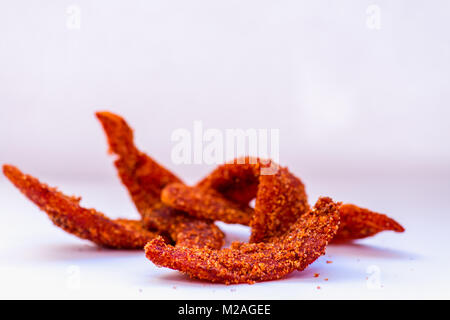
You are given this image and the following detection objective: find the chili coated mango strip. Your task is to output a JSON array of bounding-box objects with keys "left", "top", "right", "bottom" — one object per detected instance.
[
  {"left": 161, "top": 158, "right": 310, "bottom": 242},
  {"left": 161, "top": 183, "right": 254, "bottom": 225},
  {"left": 190, "top": 157, "right": 403, "bottom": 242}
]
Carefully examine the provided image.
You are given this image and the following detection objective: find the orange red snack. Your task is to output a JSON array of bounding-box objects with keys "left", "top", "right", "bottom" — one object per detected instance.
[
  {"left": 96, "top": 111, "right": 224, "bottom": 249},
  {"left": 196, "top": 157, "right": 267, "bottom": 206},
  {"left": 333, "top": 204, "right": 405, "bottom": 242},
  {"left": 145, "top": 197, "right": 340, "bottom": 284},
  {"left": 95, "top": 111, "right": 182, "bottom": 213},
  {"left": 175, "top": 157, "right": 403, "bottom": 242},
  {"left": 250, "top": 166, "right": 309, "bottom": 243},
  {"left": 142, "top": 202, "right": 224, "bottom": 249},
  {"left": 3, "top": 165, "right": 162, "bottom": 249},
  {"left": 161, "top": 183, "right": 254, "bottom": 225}
]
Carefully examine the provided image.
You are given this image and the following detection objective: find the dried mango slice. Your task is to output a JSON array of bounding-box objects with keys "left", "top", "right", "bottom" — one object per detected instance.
[
  {"left": 3, "top": 165, "right": 161, "bottom": 249},
  {"left": 196, "top": 157, "right": 264, "bottom": 206},
  {"left": 96, "top": 111, "right": 224, "bottom": 249},
  {"left": 96, "top": 111, "right": 182, "bottom": 213},
  {"left": 161, "top": 158, "right": 309, "bottom": 242},
  {"left": 141, "top": 202, "right": 224, "bottom": 249},
  {"left": 333, "top": 204, "right": 405, "bottom": 242},
  {"left": 145, "top": 197, "right": 340, "bottom": 284},
  {"left": 161, "top": 183, "right": 254, "bottom": 225},
  {"left": 250, "top": 166, "right": 310, "bottom": 242},
  {"left": 188, "top": 158, "right": 404, "bottom": 242}
]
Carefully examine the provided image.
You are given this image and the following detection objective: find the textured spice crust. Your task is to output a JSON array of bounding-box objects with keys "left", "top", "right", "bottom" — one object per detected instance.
[
  {"left": 145, "top": 197, "right": 340, "bottom": 284},
  {"left": 161, "top": 183, "right": 254, "bottom": 225},
  {"left": 142, "top": 202, "right": 224, "bottom": 249},
  {"left": 3, "top": 165, "right": 162, "bottom": 249},
  {"left": 95, "top": 111, "right": 182, "bottom": 212},
  {"left": 251, "top": 166, "right": 309, "bottom": 242},
  {"left": 333, "top": 204, "right": 405, "bottom": 242},
  {"left": 96, "top": 111, "right": 224, "bottom": 249},
  {"left": 196, "top": 157, "right": 265, "bottom": 206}
]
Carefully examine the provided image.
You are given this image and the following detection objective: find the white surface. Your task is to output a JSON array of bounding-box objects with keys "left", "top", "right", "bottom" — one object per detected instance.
[
  {"left": 0, "top": 1, "right": 449, "bottom": 179},
  {"left": 1, "top": 172, "right": 448, "bottom": 299}
]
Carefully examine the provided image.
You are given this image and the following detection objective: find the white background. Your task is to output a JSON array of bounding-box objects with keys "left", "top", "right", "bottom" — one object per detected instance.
[{"left": 0, "top": 1, "right": 449, "bottom": 299}]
